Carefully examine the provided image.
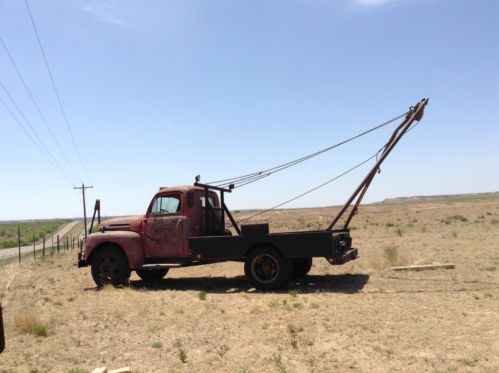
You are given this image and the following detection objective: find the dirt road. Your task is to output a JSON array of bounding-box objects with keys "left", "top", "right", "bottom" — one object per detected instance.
[{"left": 0, "top": 220, "right": 82, "bottom": 261}]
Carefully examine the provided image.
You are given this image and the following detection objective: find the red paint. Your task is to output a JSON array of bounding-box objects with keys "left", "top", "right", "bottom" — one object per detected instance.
[{"left": 84, "top": 186, "right": 219, "bottom": 268}]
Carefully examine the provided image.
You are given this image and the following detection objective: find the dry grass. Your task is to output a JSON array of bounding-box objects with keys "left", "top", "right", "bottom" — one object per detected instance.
[
  {"left": 12, "top": 310, "right": 48, "bottom": 337},
  {"left": 0, "top": 195, "right": 498, "bottom": 372}
]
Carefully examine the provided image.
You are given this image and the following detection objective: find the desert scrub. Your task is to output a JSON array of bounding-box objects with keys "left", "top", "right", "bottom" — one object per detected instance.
[
  {"left": 178, "top": 347, "right": 187, "bottom": 363},
  {"left": 14, "top": 311, "right": 48, "bottom": 337},
  {"left": 382, "top": 244, "right": 399, "bottom": 266},
  {"left": 32, "top": 324, "right": 48, "bottom": 337},
  {"left": 173, "top": 338, "right": 187, "bottom": 363},
  {"left": 395, "top": 226, "right": 404, "bottom": 237},
  {"left": 198, "top": 290, "right": 207, "bottom": 300},
  {"left": 268, "top": 352, "right": 287, "bottom": 373},
  {"left": 151, "top": 340, "right": 162, "bottom": 348},
  {"left": 441, "top": 215, "right": 468, "bottom": 224}
]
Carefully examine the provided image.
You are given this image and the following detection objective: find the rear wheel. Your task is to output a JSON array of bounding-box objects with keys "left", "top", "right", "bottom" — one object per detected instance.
[
  {"left": 91, "top": 246, "right": 131, "bottom": 287},
  {"left": 244, "top": 246, "right": 293, "bottom": 290},
  {"left": 135, "top": 268, "right": 169, "bottom": 281},
  {"left": 292, "top": 258, "right": 313, "bottom": 278}
]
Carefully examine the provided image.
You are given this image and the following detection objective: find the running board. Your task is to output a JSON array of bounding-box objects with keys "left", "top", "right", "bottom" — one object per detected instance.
[
  {"left": 138, "top": 260, "right": 224, "bottom": 270},
  {"left": 139, "top": 263, "right": 184, "bottom": 269}
]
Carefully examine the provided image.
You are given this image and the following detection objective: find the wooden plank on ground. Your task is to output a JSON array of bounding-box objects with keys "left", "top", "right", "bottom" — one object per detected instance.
[{"left": 390, "top": 263, "right": 455, "bottom": 271}]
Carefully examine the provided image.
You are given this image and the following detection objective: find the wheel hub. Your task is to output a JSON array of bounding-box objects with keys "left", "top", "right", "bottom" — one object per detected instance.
[{"left": 251, "top": 254, "right": 279, "bottom": 284}]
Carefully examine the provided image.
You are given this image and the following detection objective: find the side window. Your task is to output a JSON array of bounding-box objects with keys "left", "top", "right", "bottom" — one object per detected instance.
[
  {"left": 151, "top": 195, "right": 181, "bottom": 214},
  {"left": 200, "top": 196, "right": 214, "bottom": 207}
]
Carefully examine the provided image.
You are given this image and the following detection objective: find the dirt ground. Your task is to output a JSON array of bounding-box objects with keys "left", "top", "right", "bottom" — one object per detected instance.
[{"left": 1, "top": 195, "right": 498, "bottom": 372}]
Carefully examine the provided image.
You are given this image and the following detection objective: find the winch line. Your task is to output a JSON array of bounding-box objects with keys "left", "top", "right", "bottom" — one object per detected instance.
[
  {"left": 233, "top": 114, "right": 424, "bottom": 226},
  {"left": 233, "top": 150, "right": 381, "bottom": 226},
  {"left": 208, "top": 110, "right": 409, "bottom": 189}
]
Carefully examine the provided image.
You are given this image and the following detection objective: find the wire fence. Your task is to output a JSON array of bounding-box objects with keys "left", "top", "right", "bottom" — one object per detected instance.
[{"left": 0, "top": 226, "right": 82, "bottom": 265}]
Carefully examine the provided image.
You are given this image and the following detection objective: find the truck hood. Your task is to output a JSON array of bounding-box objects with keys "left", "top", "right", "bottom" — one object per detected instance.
[{"left": 100, "top": 215, "right": 143, "bottom": 233}]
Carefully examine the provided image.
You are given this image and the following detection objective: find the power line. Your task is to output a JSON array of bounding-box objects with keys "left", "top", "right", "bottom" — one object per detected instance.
[
  {"left": 0, "top": 80, "right": 75, "bottom": 185},
  {"left": 0, "top": 95, "right": 73, "bottom": 186},
  {"left": 0, "top": 36, "right": 83, "bottom": 182},
  {"left": 24, "top": 0, "right": 89, "bottom": 181}
]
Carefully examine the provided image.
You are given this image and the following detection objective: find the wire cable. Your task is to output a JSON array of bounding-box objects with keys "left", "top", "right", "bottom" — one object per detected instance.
[
  {"left": 0, "top": 95, "right": 73, "bottom": 186},
  {"left": 0, "top": 80, "right": 75, "bottom": 185},
  {"left": 233, "top": 111, "right": 425, "bottom": 226},
  {"left": 0, "top": 36, "right": 83, "bottom": 182},
  {"left": 24, "top": 0, "right": 89, "bottom": 181},
  {"left": 234, "top": 150, "right": 381, "bottom": 226},
  {"left": 208, "top": 111, "right": 408, "bottom": 188}
]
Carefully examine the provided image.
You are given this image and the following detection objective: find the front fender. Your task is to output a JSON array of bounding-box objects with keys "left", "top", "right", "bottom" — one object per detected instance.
[{"left": 85, "top": 231, "right": 145, "bottom": 268}]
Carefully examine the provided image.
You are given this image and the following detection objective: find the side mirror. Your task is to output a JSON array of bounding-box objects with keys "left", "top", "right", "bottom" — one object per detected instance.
[{"left": 0, "top": 304, "right": 5, "bottom": 353}]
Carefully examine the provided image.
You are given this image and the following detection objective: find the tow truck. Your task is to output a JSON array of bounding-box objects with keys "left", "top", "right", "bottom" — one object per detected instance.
[{"left": 78, "top": 99, "right": 428, "bottom": 290}]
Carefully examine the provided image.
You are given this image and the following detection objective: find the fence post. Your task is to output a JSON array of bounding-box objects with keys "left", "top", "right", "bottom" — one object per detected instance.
[
  {"left": 18, "top": 225, "right": 21, "bottom": 263},
  {"left": 57, "top": 235, "right": 60, "bottom": 253},
  {"left": 51, "top": 236, "right": 54, "bottom": 255},
  {"left": 33, "top": 234, "right": 35, "bottom": 261},
  {"left": 43, "top": 237, "right": 46, "bottom": 257}
]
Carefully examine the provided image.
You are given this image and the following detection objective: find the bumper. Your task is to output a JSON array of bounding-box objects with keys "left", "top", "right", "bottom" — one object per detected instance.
[
  {"left": 328, "top": 248, "right": 358, "bottom": 265},
  {"left": 77, "top": 252, "right": 88, "bottom": 268}
]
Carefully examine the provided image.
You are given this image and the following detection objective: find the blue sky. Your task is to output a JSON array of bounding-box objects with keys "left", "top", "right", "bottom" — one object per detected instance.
[{"left": 0, "top": 0, "right": 498, "bottom": 220}]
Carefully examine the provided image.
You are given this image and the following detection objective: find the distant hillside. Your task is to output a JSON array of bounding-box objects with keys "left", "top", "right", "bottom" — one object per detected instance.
[{"left": 379, "top": 192, "right": 499, "bottom": 204}]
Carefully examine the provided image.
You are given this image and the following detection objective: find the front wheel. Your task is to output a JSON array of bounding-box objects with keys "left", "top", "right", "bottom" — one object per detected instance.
[
  {"left": 244, "top": 246, "right": 293, "bottom": 290},
  {"left": 91, "top": 246, "right": 131, "bottom": 287},
  {"left": 136, "top": 268, "right": 169, "bottom": 281}
]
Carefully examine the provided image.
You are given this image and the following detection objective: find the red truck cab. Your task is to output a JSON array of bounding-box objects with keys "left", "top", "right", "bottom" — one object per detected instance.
[{"left": 81, "top": 186, "right": 223, "bottom": 284}]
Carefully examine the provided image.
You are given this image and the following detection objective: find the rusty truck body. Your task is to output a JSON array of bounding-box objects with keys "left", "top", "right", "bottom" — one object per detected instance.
[{"left": 78, "top": 99, "right": 428, "bottom": 290}]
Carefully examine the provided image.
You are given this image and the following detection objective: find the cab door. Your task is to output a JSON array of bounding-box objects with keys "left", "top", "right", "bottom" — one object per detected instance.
[{"left": 141, "top": 193, "right": 186, "bottom": 258}]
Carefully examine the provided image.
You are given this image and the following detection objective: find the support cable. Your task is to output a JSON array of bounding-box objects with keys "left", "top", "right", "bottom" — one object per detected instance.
[
  {"left": 24, "top": 0, "right": 89, "bottom": 181},
  {"left": 208, "top": 111, "right": 408, "bottom": 188},
  {"left": 234, "top": 119, "right": 423, "bottom": 226},
  {"left": 0, "top": 36, "right": 83, "bottom": 182},
  {"left": 234, "top": 150, "right": 382, "bottom": 226}
]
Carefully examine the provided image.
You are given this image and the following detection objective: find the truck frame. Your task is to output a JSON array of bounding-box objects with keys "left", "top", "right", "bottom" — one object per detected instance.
[{"left": 78, "top": 99, "right": 428, "bottom": 290}]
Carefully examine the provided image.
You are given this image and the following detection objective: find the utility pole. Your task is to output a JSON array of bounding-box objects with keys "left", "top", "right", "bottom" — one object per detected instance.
[{"left": 74, "top": 183, "right": 93, "bottom": 239}]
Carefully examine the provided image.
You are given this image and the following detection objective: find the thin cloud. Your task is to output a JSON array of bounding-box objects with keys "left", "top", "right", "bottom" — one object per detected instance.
[
  {"left": 82, "top": 0, "right": 133, "bottom": 26},
  {"left": 353, "top": 0, "right": 398, "bottom": 6}
]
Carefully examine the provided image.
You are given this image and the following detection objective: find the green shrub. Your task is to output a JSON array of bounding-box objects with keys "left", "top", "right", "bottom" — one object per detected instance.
[
  {"left": 32, "top": 324, "right": 48, "bottom": 337},
  {"left": 383, "top": 244, "right": 399, "bottom": 266},
  {"left": 395, "top": 227, "right": 404, "bottom": 237},
  {"left": 178, "top": 347, "right": 187, "bottom": 363}
]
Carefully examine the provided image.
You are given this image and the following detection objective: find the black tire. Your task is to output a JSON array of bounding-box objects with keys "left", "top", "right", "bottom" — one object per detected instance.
[
  {"left": 292, "top": 258, "right": 313, "bottom": 278},
  {"left": 244, "top": 246, "right": 293, "bottom": 290},
  {"left": 91, "top": 246, "right": 131, "bottom": 287},
  {"left": 135, "top": 268, "right": 169, "bottom": 281}
]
